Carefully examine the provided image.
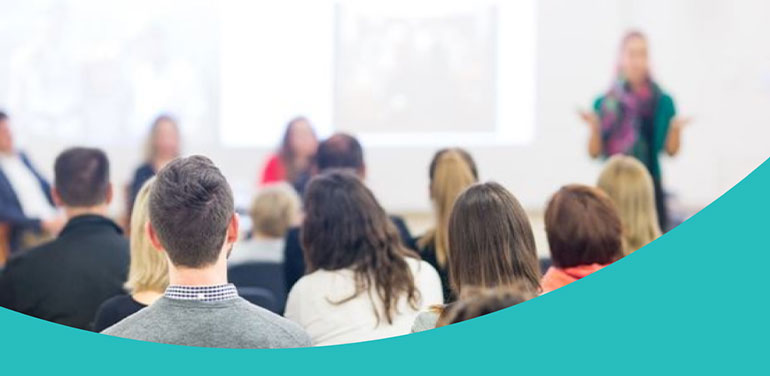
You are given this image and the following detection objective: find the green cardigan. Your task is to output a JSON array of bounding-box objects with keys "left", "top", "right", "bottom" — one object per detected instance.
[{"left": 593, "top": 92, "right": 676, "bottom": 179}]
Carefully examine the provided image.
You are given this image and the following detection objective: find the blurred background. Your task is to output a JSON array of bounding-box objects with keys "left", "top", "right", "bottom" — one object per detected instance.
[{"left": 0, "top": 0, "right": 767, "bottom": 253}]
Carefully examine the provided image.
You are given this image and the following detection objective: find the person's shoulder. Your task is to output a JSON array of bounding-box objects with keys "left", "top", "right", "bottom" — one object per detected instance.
[
  {"left": 233, "top": 298, "right": 311, "bottom": 347},
  {"left": 6, "top": 240, "right": 58, "bottom": 268},
  {"left": 100, "top": 294, "right": 133, "bottom": 309},
  {"left": 412, "top": 310, "right": 440, "bottom": 333},
  {"left": 658, "top": 91, "right": 675, "bottom": 107},
  {"left": 407, "top": 256, "right": 439, "bottom": 277},
  {"left": 592, "top": 95, "right": 606, "bottom": 111},
  {"left": 101, "top": 302, "right": 155, "bottom": 335}
]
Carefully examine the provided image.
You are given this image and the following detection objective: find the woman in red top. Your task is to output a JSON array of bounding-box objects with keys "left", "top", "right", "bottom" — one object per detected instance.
[
  {"left": 541, "top": 184, "right": 625, "bottom": 293},
  {"left": 260, "top": 117, "right": 318, "bottom": 193}
]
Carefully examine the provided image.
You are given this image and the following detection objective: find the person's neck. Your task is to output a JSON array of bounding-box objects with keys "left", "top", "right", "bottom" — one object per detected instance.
[
  {"left": 168, "top": 263, "right": 228, "bottom": 287},
  {"left": 64, "top": 205, "right": 108, "bottom": 220}
]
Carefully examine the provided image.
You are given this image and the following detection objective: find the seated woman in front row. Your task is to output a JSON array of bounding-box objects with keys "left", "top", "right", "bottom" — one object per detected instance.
[
  {"left": 228, "top": 182, "right": 301, "bottom": 266},
  {"left": 93, "top": 178, "right": 168, "bottom": 332}
]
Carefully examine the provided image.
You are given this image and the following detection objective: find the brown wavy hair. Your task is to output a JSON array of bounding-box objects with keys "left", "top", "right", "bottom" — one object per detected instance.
[{"left": 301, "top": 170, "right": 420, "bottom": 324}]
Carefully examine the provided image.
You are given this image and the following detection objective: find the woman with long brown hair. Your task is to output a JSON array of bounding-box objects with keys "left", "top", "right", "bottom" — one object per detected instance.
[
  {"left": 284, "top": 170, "right": 442, "bottom": 346},
  {"left": 413, "top": 182, "right": 540, "bottom": 332},
  {"left": 259, "top": 117, "right": 318, "bottom": 194},
  {"left": 417, "top": 148, "right": 478, "bottom": 302},
  {"left": 128, "top": 114, "right": 180, "bottom": 210}
]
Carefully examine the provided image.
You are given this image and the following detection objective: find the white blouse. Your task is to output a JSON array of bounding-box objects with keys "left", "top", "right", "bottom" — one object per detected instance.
[{"left": 285, "top": 257, "right": 443, "bottom": 346}]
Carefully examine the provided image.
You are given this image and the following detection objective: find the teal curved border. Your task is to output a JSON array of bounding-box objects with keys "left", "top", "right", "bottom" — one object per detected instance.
[{"left": 1, "top": 157, "right": 768, "bottom": 374}]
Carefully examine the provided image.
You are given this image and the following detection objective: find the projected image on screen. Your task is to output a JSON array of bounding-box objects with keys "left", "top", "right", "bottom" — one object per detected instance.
[
  {"left": 0, "top": 0, "right": 218, "bottom": 145},
  {"left": 334, "top": 4, "right": 498, "bottom": 135}
]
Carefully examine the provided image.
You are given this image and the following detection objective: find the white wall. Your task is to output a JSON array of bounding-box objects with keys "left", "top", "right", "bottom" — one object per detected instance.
[{"left": 15, "top": 0, "right": 770, "bottom": 217}]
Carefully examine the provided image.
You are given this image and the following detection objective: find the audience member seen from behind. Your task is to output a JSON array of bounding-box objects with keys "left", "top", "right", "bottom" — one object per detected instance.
[
  {"left": 283, "top": 133, "right": 416, "bottom": 292},
  {"left": 102, "top": 156, "right": 309, "bottom": 349},
  {"left": 541, "top": 185, "right": 625, "bottom": 294},
  {"left": 229, "top": 182, "right": 301, "bottom": 266},
  {"left": 284, "top": 170, "right": 443, "bottom": 346},
  {"left": 259, "top": 117, "right": 318, "bottom": 194},
  {"left": 413, "top": 182, "right": 541, "bottom": 332},
  {"left": 93, "top": 178, "right": 167, "bottom": 332},
  {"left": 417, "top": 148, "right": 478, "bottom": 303},
  {"left": 0, "top": 111, "right": 64, "bottom": 254},
  {"left": 598, "top": 155, "right": 662, "bottom": 255},
  {"left": 0, "top": 148, "right": 129, "bottom": 330},
  {"left": 436, "top": 285, "right": 536, "bottom": 328},
  {"left": 128, "top": 114, "right": 180, "bottom": 211}
]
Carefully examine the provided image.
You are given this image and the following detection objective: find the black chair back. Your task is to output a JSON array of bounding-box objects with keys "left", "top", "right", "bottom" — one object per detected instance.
[
  {"left": 229, "top": 262, "right": 287, "bottom": 314},
  {"left": 237, "top": 287, "right": 279, "bottom": 313}
]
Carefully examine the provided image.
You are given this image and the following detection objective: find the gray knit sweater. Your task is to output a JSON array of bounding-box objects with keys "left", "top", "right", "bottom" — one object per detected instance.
[{"left": 102, "top": 297, "right": 310, "bottom": 349}]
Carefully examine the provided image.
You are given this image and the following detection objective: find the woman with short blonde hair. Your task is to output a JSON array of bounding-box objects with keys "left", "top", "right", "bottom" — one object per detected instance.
[
  {"left": 93, "top": 178, "right": 168, "bottom": 331},
  {"left": 598, "top": 155, "right": 662, "bottom": 255},
  {"left": 229, "top": 182, "right": 301, "bottom": 266}
]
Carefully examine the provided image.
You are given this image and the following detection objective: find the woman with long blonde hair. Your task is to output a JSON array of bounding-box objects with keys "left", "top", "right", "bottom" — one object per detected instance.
[
  {"left": 417, "top": 148, "right": 478, "bottom": 303},
  {"left": 598, "top": 155, "right": 662, "bottom": 255},
  {"left": 93, "top": 178, "right": 169, "bottom": 331}
]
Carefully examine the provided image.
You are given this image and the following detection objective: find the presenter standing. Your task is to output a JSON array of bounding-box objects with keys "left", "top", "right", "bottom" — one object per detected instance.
[{"left": 581, "top": 31, "right": 688, "bottom": 231}]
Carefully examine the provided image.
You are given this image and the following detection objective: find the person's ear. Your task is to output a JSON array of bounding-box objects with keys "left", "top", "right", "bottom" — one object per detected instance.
[
  {"left": 105, "top": 183, "right": 114, "bottom": 205},
  {"left": 146, "top": 222, "right": 164, "bottom": 252},
  {"left": 226, "top": 213, "right": 240, "bottom": 245},
  {"left": 51, "top": 187, "right": 63, "bottom": 207}
]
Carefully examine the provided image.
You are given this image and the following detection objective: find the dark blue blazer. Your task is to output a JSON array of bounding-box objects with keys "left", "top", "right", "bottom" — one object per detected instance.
[{"left": 0, "top": 152, "right": 54, "bottom": 253}]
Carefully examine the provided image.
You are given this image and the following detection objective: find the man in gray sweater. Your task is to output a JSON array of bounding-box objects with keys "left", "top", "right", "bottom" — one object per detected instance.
[{"left": 103, "top": 156, "right": 310, "bottom": 349}]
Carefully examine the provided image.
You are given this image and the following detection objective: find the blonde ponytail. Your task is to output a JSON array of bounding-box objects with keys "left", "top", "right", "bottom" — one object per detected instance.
[{"left": 420, "top": 149, "right": 478, "bottom": 266}]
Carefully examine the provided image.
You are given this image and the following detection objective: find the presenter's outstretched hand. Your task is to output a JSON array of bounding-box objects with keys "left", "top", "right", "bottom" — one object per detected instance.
[
  {"left": 579, "top": 110, "right": 602, "bottom": 158},
  {"left": 666, "top": 116, "right": 691, "bottom": 156}
]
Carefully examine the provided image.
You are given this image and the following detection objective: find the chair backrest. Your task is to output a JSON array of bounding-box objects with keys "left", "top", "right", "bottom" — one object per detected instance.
[
  {"left": 228, "top": 262, "right": 287, "bottom": 314},
  {"left": 237, "top": 286, "right": 279, "bottom": 314}
]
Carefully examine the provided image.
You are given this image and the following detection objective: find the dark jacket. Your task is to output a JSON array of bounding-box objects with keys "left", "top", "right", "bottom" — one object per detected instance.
[
  {"left": 128, "top": 163, "right": 156, "bottom": 209},
  {"left": 416, "top": 237, "right": 453, "bottom": 304},
  {"left": 0, "top": 215, "right": 129, "bottom": 330},
  {"left": 283, "top": 215, "right": 416, "bottom": 294},
  {"left": 0, "top": 152, "right": 54, "bottom": 253}
]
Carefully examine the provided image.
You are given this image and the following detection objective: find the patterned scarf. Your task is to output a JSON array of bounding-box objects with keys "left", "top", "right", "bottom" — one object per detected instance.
[{"left": 599, "top": 77, "right": 659, "bottom": 157}]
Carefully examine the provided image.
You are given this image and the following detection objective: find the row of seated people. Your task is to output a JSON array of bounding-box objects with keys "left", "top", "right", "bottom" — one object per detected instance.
[{"left": 0, "top": 132, "right": 662, "bottom": 347}]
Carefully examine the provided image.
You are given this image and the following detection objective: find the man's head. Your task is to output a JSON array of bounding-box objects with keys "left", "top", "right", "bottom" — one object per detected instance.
[
  {"left": 0, "top": 111, "right": 14, "bottom": 153},
  {"left": 53, "top": 147, "right": 112, "bottom": 209},
  {"left": 148, "top": 155, "right": 238, "bottom": 269},
  {"left": 315, "top": 133, "right": 365, "bottom": 177}
]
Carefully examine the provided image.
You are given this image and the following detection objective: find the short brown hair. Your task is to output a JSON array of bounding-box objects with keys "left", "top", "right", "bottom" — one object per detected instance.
[
  {"left": 545, "top": 184, "right": 623, "bottom": 268},
  {"left": 448, "top": 182, "right": 541, "bottom": 295},
  {"left": 149, "top": 156, "right": 234, "bottom": 268},
  {"left": 437, "top": 285, "right": 536, "bottom": 327},
  {"left": 54, "top": 147, "right": 110, "bottom": 207}
]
